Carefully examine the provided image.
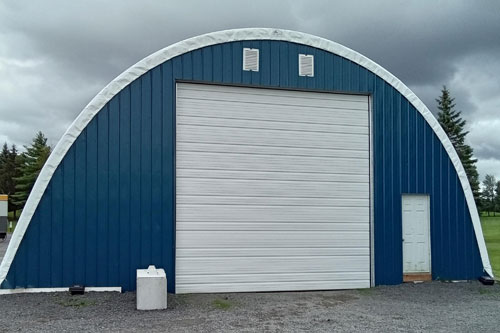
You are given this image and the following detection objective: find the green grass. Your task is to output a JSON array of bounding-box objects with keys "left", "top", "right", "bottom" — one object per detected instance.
[
  {"left": 6, "top": 210, "right": 19, "bottom": 233},
  {"left": 357, "top": 288, "right": 373, "bottom": 296},
  {"left": 480, "top": 211, "right": 500, "bottom": 217},
  {"left": 481, "top": 215, "right": 500, "bottom": 279},
  {"left": 212, "top": 298, "right": 232, "bottom": 310},
  {"left": 7, "top": 210, "right": 20, "bottom": 222}
]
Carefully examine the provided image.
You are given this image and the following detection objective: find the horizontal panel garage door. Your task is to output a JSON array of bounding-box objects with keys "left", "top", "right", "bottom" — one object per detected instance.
[{"left": 176, "top": 83, "right": 370, "bottom": 293}]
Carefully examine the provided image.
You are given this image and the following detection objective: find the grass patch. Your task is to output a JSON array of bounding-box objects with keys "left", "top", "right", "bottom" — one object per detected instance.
[
  {"left": 357, "top": 288, "right": 373, "bottom": 296},
  {"left": 7, "top": 210, "right": 20, "bottom": 221},
  {"left": 481, "top": 216, "right": 500, "bottom": 279},
  {"left": 479, "top": 288, "right": 493, "bottom": 295},
  {"left": 57, "top": 297, "right": 96, "bottom": 308},
  {"left": 212, "top": 298, "right": 232, "bottom": 310},
  {"left": 6, "top": 210, "right": 19, "bottom": 233},
  {"left": 480, "top": 211, "right": 500, "bottom": 217}
]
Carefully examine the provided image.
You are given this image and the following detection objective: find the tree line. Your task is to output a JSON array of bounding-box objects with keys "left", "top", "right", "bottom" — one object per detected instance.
[
  {"left": 0, "top": 131, "right": 51, "bottom": 218},
  {"left": 481, "top": 174, "right": 500, "bottom": 216}
]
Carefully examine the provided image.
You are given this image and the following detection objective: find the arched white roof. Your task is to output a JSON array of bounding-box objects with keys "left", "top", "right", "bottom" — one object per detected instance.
[{"left": 0, "top": 28, "right": 491, "bottom": 286}]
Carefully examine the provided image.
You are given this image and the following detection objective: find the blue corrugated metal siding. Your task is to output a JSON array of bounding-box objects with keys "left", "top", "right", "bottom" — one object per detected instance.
[{"left": 2, "top": 40, "right": 484, "bottom": 291}]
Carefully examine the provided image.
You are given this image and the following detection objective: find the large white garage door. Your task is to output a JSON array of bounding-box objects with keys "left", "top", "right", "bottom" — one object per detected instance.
[{"left": 176, "top": 83, "right": 370, "bottom": 293}]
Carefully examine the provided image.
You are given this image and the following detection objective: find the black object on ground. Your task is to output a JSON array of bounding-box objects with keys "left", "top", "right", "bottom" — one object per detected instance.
[
  {"left": 479, "top": 275, "right": 495, "bottom": 285},
  {"left": 69, "top": 285, "right": 85, "bottom": 295}
]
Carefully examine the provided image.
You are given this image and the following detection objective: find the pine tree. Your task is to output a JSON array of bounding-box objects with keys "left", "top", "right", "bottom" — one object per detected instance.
[
  {"left": 0, "top": 143, "right": 21, "bottom": 217},
  {"left": 11, "top": 132, "right": 51, "bottom": 209},
  {"left": 0, "top": 143, "right": 8, "bottom": 187},
  {"left": 436, "top": 86, "right": 480, "bottom": 204}
]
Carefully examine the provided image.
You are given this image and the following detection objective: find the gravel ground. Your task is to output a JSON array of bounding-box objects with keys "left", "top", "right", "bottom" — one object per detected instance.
[{"left": 0, "top": 281, "right": 499, "bottom": 332}]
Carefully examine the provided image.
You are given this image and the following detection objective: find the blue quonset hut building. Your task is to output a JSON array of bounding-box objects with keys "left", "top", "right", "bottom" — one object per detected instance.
[{"left": 0, "top": 29, "right": 492, "bottom": 293}]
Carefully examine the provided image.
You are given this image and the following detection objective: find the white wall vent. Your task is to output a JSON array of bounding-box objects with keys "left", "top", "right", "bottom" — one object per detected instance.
[
  {"left": 299, "top": 54, "right": 314, "bottom": 77},
  {"left": 243, "top": 48, "right": 259, "bottom": 71}
]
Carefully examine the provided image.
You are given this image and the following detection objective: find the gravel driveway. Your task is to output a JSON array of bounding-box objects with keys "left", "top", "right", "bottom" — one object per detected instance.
[{"left": 0, "top": 281, "right": 499, "bottom": 332}]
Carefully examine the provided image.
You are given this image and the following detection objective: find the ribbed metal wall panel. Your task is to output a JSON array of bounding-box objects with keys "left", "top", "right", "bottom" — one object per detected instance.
[{"left": 2, "top": 40, "right": 483, "bottom": 291}]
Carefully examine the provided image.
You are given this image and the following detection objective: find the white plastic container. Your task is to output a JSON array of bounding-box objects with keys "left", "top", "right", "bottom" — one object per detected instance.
[{"left": 136, "top": 265, "right": 167, "bottom": 310}]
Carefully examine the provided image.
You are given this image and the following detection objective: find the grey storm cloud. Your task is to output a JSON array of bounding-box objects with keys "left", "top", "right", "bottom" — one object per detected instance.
[{"left": 1, "top": 0, "right": 500, "bottom": 178}]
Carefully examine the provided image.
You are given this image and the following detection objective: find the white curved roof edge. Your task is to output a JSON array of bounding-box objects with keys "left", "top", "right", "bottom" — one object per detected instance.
[{"left": 0, "top": 28, "right": 491, "bottom": 286}]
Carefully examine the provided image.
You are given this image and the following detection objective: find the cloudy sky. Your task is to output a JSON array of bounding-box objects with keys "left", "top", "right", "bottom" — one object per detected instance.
[{"left": 0, "top": 1, "right": 499, "bottom": 179}]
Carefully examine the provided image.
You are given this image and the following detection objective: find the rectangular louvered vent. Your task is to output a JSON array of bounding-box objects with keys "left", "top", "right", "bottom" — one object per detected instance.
[
  {"left": 299, "top": 54, "right": 314, "bottom": 77},
  {"left": 243, "top": 48, "right": 259, "bottom": 71}
]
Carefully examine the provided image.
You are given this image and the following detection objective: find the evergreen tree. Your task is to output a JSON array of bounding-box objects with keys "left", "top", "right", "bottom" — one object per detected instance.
[
  {"left": 481, "top": 174, "right": 496, "bottom": 216},
  {"left": 436, "top": 86, "right": 480, "bottom": 204},
  {"left": 495, "top": 180, "right": 500, "bottom": 215},
  {"left": 0, "top": 143, "right": 21, "bottom": 217},
  {"left": 0, "top": 143, "right": 8, "bottom": 186},
  {"left": 11, "top": 132, "right": 51, "bottom": 209}
]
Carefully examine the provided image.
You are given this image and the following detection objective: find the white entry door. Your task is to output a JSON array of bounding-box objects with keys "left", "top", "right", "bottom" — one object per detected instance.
[
  {"left": 175, "top": 83, "right": 371, "bottom": 293},
  {"left": 402, "top": 195, "right": 431, "bottom": 273}
]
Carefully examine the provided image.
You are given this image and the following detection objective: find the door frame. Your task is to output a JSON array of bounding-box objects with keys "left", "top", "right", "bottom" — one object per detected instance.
[
  {"left": 368, "top": 95, "right": 375, "bottom": 287},
  {"left": 401, "top": 194, "right": 432, "bottom": 276}
]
